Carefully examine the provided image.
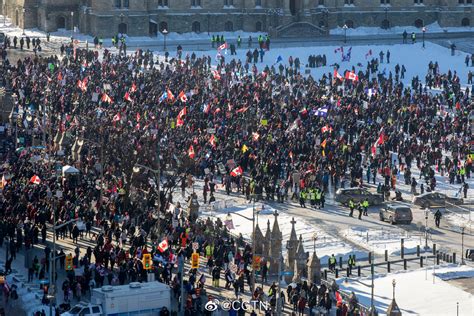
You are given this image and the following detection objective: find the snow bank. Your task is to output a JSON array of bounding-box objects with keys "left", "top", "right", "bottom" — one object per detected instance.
[
  {"left": 337, "top": 265, "right": 474, "bottom": 315},
  {"left": 434, "top": 266, "right": 474, "bottom": 280},
  {"left": 341, "top": 227, "right": 426, "bottom": 256},
  {"left": 330, "top": 22, "right": 474, "bottom": 36}
]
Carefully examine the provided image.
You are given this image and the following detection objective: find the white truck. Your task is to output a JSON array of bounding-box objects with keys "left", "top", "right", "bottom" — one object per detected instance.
[{"left": 61, "top": 282, "right": 171, "bottom": 316}]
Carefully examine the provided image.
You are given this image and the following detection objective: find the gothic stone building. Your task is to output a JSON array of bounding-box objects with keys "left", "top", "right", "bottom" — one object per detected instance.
[{"left": 0, "top": 0, "right": 473, "bottom": 38}]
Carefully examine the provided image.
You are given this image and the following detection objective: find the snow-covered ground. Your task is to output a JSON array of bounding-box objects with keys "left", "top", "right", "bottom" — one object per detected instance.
[
  {"left": 341, "top": 227, "right": 427, "bottom": 257},
  {"left": 337, "top": 264, "right": 474, "bottom": 316},
  {"left": 330, "top": 22, "right": 474, "bottom": 36},
  {"left": 201, "top": 203, "right": 367, "bottom": 264}
]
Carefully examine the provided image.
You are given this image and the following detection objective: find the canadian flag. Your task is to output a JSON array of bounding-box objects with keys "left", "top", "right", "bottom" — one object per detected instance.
[
  {"left": 101, "top": 93, "right": 113, "bottom": 103},
  {"left": 112, "top": 113, "right": 121, "bottom": 122},
  {"left": 167, "top": 89, "right": 175, "bottom": 102},
  {"left": 0, "top": 175, "right": 8, "bottom": 188},
  {"left": 131, "top": 82, "right": 137, "bottom": 93},
  {"left": 333, "top": 69, "right": 344, "bottom": 80},
  {"left": 217, "top": 42, "right": 228, "bottom": 51},
  {"left": 188, "top": 145, "right": 195, "bottom": 159},
  {"left": 211, "top": 70, "right": 221, "bottom": 80},
  {"left": 252, "top": 132, "right": 260, "bottom": 142},
  {"left": 230, "top": 166, "right": 243, "bottom": 177},
  {"left": 345, "top": 71, "right": 359, "bottom": 81},
  {"left": 124, "top": 92, "right": 132, "bottom": 102},
  {"left": 77, "top": 79, "right": 87, "bottom": 92},
  {"left": 321, "top": 125, "right": 333, "bottom": 133},
  {"left": 30, "top": 175, "right": 41, "bottom": 185},
  {"left": 176, "top": 107, "right": 187, "bottom": 127},
  {"left": 178, "top": 91, "right": 188, "bottom": 103},
  {"left": 158, "top": 239, "right": 169, "bottom": 253},
  {"left": 209, "top": 134, "right": 217, "bottom": 148},
  {"left": 371, "top": 131, "right": 385, "bottom": 156}
]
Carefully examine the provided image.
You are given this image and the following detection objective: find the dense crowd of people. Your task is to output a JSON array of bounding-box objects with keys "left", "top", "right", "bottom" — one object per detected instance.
[{"left": 0, "top": 31, "right": 472, "bottom": 315}]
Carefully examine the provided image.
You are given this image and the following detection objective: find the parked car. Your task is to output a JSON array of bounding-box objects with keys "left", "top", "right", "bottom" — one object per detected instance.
[
  {"left": 412, "top": 192, "right": 463, "bottom": 208},
  {"left": 335, "top": 188, "right": 384, "bottom": 205},
  {"left": 466, "top": 249, "right": 474, "bottom": 262},
  {"left": 379, "top": 204, "right": 413, "bottom": 225}
]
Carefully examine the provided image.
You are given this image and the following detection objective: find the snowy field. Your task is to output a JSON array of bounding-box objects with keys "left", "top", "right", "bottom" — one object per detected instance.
[
  {"left": 337, "top": 264, "right": 474, "bottom": 316},
  {"left": 341, "top": 227, "right": 427, "bottom": 257},
  {"left": 330, "top": 22, "right": 474, "bottom": 36},
  {"left": 201, "top": 203, "right": 367, "bottom": 264}
]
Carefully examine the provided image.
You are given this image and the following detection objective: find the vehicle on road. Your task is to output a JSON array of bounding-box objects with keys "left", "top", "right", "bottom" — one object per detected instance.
[
  {"left": 412, "top": 192, "right": 463, "bottom": 208},
  {"left": 379, "top": 204, "right": 413, "bottom": 225},
  {"left": 335, "top": 188, "right": 384, "bottom": 205},
  {"left": 61, "top": 282, "right": 171, "bottom": 316},
  {"left": 0, "top": 32, "right": 5, "bottom": 46},
  {"left": 466, "top": 249, "right": 474, "bottom": 261}
]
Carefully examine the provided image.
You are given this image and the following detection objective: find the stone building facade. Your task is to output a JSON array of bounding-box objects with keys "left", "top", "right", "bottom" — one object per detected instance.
[{"left": 0, "top": 0, "right": 473, "bottom": 38}]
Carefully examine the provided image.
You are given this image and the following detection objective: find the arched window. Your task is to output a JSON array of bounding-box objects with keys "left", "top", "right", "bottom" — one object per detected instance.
[
  {"left": 123, "top": 0, "right": 129, "bottom": 8},
  {"left": 414, "top": 19, "right": 424, "bottom": 28},
  {"left": 118, "top": 23, "right": 127, "bottom": 34},
  {"left": 159, "top": 21, "right": 168, "bottom": 32},
  {"left": 345, "top": 20, "right": 354, "bottom": 28},
  {"left": 192, "top": 21, "right": 201, "bottom": 33},
  {"left": 255, "top": 21, "right": 262, "bottom": 31},
  {"left": 191, "top": 0, "right": 201, "bottom": 6},
  {"left": 225, "top": 21, "right": 233, "bottom": 32},
  {"left": 381, "top": 19, "right": 390, "bottom": 29},
  {"left": 255, "top": 0, "right": 262, "bottom": 6},
  {"left": 56, "top": 16, "right": 66, "bottom": 29},
  {"left": 461, "top": 18, "right": 470, "bottom": 27}
]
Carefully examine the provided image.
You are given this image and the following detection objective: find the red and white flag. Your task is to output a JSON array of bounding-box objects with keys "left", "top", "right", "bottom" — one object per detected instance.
[
  {"left": 77, "top": 79, "right": 87, "bottom": 92},
  {"left": 178, "top": 91, "right": 188, "bottom": 103},
  {"left": 30, "top": 175, "right": 41, "bottom": 185},
  {"left": 333, "top": 69, "right": 344, "bottom": 80},
  {"left": 217, "top": 42, "right": 228, "bottom": 51},
  {"left": 345, "top": 71, "right": 359, "bottom": 81},
  {"left": 321, "top": 125, "right": 333, "bottom": 133},
  {"left": 176, "top": 107, "right": 187, "bottom": 127},
  {"left": 124, "top": 92, "right": 132, "bottom": 102},
  {"left": 0, "top": 175, "right": 8, "bottom": 189},
  {"left": 209, "top": 134, "right": 217, "bottom": 148},
  {"left": 230, "top": 166, "right": 243, "bottom": 177},
  {"left": 130, "top": 82, "right": 138, "bottom": 93},
  {"left": 211, "top": 70, "right": 221, "bottom": 80},
  {"left": 158, "top": 239, "right": 169, "bottom": 252},
  {"left": 371, "top": 131, "right": 385, "bottom": 156},
  {"left": 252, "top": 132, "right": 260, "bottom": 142},
  {"left": 188, "top": 145, "right": 195, "bottom": 159},
  {"left": 203, "top": 103, "right": 211, "bottom": 114},
  {"left": 112, "top": 113, "right": 121, "bottom": 122},
  {"left": 167, "top": 89, "right": 175, "bottom": 102},
  {"left": 101, "top": 93, "right": 113, "bottom": 103}
]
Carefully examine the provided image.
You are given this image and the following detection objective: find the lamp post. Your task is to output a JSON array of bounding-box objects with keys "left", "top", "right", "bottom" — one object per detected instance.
[
  {"left": 384, "top": 7, "right": 388, "bottom": 29},
  {"left": 162, "top": 28, "right": 168, "bottom": 51},
  {"left": 313, "top": 232, "right": 317, "bottom": 253},
  {"left": 343, "top": 24, "right": 348, "bottom": 43},
  {"left": 22, "top": 8, "right": 25, "bottom": 35},
  {"left": 344, "top": 262, "right": 376, "bottom": 315},
  {"left": 70, "top": 11, "right": 74, "bottom": 39},
  {"left": 424, "top": 209, "right": 429, "bottom": 249},
  {"left": 3, "top": 4, "right": 6, "bottom": 26},
  {"left": 461, "top": 226, "right": 465, "bottom": 265},
  {"left": 422, "top": 26, "right": 426, "bottom": 48}
]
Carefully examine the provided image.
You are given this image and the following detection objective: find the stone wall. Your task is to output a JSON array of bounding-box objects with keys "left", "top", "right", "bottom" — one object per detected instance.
[{"left": 2, "top": 0, "right": 473, "bottom": 37}]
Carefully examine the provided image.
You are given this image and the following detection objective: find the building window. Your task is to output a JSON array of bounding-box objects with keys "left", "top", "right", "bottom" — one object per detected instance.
[
  {"left": 192, "top": 0, "right": 201, "bottom": 6},
  {"left": 256, "top": 21, "right": 262, "bottom": 31},
  {"left": 256, "top": 0, "right": 262, "bottom": 6},
  {"left": 381, "top": 19, "right": 390, "bottom": 29},
  {"left": 345, "top": 20, "right": 354, "bottom": 28},
  {"left": 414, "top": 0, "right": 423, "bottom": 4},
  {"left": 461, "top": 18, "right": 470, "bottom": 26},
  {"left": 118, "top": 22, "right": 127, "bottom": 34},
  {"left": 123, "top": 0, "right": 129, "bottom": 8},
  {"left": 344, "top": 0, "right": 354, "bottom": 4},
  {"left": 224, "top": 0, "right": 234, "bottom": 6},
  {"left": 414, "top": 19, "right": 424, "bottom": 28},
  {"left": 381, "top": 0, "right": 390, "bottom": 4},
  {"left": 192, "top": 21, "right": 201, "bottom": 32},
  {"left": 115, "top": 0, "right": 121, "bottom": 8},
  {"left": 225, "top": 21, "right": 233, "bottom": 31},
  {"left": 158, "top": 0, "right": 169, "bottom": 6},
  {"left": 319, "top": 0, "right": 325, "bottom": 5}
]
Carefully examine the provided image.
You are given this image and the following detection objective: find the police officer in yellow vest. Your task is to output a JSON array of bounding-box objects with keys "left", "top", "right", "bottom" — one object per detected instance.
[
  {"left": 310, "top": 188, "right": 316, "bottom": 207},
  {"left": 328, "top": 254, "right": 337, "bottom": 271},
  {"left": 347, "top": 254, "right": 356, "bottom": 275},
  {"left": 362, "top": 198, "right": 369, "bottom": 216},
  {"left": 315, "top": 189, "right": 322, "bottom": 209},
  {"left": 299, "top": 190, "right": 306, "bottom": 208},
  {"left": 348, "top": 199, "right": 355, "bottom": 217},
  {"left": 205, "top": 243, "right": 214, "bottom": 259}
]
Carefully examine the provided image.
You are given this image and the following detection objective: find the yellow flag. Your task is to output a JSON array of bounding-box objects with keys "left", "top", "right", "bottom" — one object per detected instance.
[
  {"left": 242, "top": 144, "right": 249, "bottom": 153},
  {"left": 322, "top": 149, "right": 325, "bottom": 157},
  {"left": 261, "top": 119, "right": 268, "bottom": 126}
]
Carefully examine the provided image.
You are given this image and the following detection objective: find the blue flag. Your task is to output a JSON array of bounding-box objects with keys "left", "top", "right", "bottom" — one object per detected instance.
[
  {"left": 159, "top": 91, "right": 168, "bottom": 103},
  {"left": 275, "top": 55, "right": 283, "bottom": 64}
]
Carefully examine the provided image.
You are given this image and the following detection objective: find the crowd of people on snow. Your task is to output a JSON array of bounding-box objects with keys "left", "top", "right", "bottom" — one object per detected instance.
[{"left": 0, "top": 30, "right": 472, "bottom": 315}]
